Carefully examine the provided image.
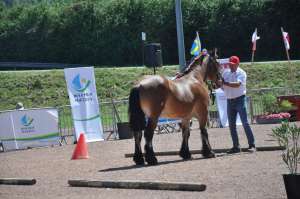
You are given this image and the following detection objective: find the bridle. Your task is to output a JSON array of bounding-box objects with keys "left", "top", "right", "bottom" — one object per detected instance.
[
  {"left": 203, "top": 55, "right": 221, "bottom": 83},
  {"left": 203, "top": 55, "right": 221, "bottom": 105}
]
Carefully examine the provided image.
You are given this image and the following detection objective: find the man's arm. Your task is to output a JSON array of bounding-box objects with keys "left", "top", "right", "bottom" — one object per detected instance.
[
  {"left": 222, "top": 71, "right": 245, "bottom": 88},
  {"left": 223, "top": 81, "right": 241, "bottom": 88}
]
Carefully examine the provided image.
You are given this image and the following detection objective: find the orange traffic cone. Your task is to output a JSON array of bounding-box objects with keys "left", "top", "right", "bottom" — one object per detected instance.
[{"left": 71, "top": 133, "right": 89, "bottom": 160}]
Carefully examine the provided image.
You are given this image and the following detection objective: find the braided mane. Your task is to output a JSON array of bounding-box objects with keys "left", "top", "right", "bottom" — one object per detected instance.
[{"left": 179, "top": 54, "right": 206, "bottom": 77}]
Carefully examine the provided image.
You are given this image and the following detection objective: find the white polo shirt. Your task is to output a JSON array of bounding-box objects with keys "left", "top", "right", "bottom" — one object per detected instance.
[{"left": 222, "top": 67, "right": 247, "bottom": 99}]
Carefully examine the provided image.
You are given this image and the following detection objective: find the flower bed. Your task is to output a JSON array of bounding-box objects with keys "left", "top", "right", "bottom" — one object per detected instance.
[{"left": 256, "top": 112, "right": 291, "bottom": 124}]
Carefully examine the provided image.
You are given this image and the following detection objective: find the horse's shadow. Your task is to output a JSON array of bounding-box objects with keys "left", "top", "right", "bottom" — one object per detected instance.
[
  {"left": 98, "top": 153, "right": 229, "bottom": 173},
  {"left": 99, "top": 159, "right": 192, "bottom": 172}
]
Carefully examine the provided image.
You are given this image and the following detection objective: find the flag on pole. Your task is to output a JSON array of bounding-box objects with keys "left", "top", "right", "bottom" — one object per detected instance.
[
  {"left": 280, "top": 27, "right": 291, "bottom": 62},
  {"left": 282, "top": 31, "right": 290, "bottom": 50},
  {"left": 251, "top": 28, "right": 260, "bottom": 51},
  {"left": 190, "top": 32, "right": 201, "bottom": 56}
]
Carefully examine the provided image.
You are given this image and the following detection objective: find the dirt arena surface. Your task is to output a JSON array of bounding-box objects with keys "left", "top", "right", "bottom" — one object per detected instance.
[{"left": 1, "top": 122, "right": 298, "bottom": 199}]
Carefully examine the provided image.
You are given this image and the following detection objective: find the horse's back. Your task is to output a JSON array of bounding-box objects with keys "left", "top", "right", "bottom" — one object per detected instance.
[{"left": 137, "top": 75, "right": 169, "bottom": 118}]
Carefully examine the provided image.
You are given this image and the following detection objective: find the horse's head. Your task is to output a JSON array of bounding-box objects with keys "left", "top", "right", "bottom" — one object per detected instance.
[
  {"left": 203, "top": 55, "right": 222, "bottom": 89},
  {"left": 179, "top": 53, "right": 222, "bottom": 89}
]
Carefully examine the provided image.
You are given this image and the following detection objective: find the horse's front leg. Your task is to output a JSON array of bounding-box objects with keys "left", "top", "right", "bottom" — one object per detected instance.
[
  {"left": 179, "top": 119, "right": 192, "bottom": 159},
  {"left": 144, "top": 118, "right": 158, "bottom": 165},
  {"left": 200, "top": 126, "right": 215, "bottom": 158},
  {"left": 133, "top": 130, "right": 144, "bottom": 165}
]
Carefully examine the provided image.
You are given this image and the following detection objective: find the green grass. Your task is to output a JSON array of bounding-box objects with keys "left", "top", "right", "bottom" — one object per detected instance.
[{"left": 0, "top": 62, "right": 300, "bottom": 111}]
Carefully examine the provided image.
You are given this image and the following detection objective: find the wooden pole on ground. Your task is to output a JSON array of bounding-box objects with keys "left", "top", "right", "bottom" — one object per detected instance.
[
  {"left": 0, "top": 178, "right": 36, "bottom": 185},
  {"left": 69, "top": 179, "right": 206, "bottom": 192},
  {"left": 124, "top": 146, "right": 285, "bottom": 158}
]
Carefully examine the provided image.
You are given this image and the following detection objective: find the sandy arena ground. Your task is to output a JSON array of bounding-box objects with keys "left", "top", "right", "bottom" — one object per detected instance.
[{"left": 1, "top": 122, "right": 297, "bottom": 199}]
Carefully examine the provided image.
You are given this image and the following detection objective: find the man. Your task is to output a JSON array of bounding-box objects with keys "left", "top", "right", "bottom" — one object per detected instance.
[{"left": 221, "top": 56, "right": 256, "bottom": 153}]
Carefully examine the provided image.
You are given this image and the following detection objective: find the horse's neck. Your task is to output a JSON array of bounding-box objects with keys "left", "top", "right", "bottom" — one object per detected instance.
[{"left": 191, "top": 62, "right": 207, "bottom": 82}]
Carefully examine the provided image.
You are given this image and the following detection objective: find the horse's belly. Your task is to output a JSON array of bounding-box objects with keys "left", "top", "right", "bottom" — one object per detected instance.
[
  {"left": 160, "top": 100, "right": 193, "bottom": 119},
  {"left": 159, "top": 111, "right": 178, "bottom": 118}
]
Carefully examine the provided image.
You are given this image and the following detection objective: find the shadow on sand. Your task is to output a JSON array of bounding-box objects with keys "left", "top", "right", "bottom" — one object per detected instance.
[{"left": 98, "top": 153, "right": 232, "bottom": 173}]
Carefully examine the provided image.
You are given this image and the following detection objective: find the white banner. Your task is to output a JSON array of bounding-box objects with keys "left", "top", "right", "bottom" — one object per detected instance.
[
  {"left": 0, "top": 108, "right": 60, "bottom": 151},
  {"left": 64, "top": 67, "right": 104, "bottom": 142},
  {"left": 215, "top": 88, "right": 242, "bottom": 127}
]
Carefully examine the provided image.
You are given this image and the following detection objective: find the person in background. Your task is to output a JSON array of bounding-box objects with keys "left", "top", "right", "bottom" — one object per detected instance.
[
  {"left": 15, "top": 102, "right": 24, "bottom": 110},
  {"left": 221, "top": 56, "right": 256, "bottom": 153},
  {"left": 201, "top": 48, "right": 208, "bottom": 56}
]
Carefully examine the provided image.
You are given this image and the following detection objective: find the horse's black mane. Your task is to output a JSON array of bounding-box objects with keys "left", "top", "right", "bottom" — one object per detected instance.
[{"left": 181, "top": 54, "right": 207, "bottom": 76}]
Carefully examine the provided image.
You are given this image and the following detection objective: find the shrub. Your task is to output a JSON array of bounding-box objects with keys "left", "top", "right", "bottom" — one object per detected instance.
[
  {"left": 279, "top": 100, "right": 297, "bottom": 112},
  {"left": 261, "top": 93, "right": 279, "bottom": 114},
  {"left": 271, "top": 122, "right": 300, "bottom": 174}
]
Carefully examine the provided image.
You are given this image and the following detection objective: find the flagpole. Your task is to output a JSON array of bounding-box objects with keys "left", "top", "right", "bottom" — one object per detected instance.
[
  {"left": 196, "top": 31, "right": 201, "bottom": 55},
  {"left": 175, "top": 0, "right": 186, "bottom": 72},
  {"left": 251, "top": 50, "right": 255, "bottom": 65},
  {"left": 281, "top": 27, "right": 293, "bottom": 93}
]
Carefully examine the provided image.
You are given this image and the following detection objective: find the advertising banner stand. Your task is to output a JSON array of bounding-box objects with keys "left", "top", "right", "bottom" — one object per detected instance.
[
  {"left": 215, "top": 88, "right": 242, "bottom": 127},
  {"left": 64, "top": 67, "right": 104, "bottom": 142},
  {"left": 0, "top": 108, "right": 60, "bottom": 151}
]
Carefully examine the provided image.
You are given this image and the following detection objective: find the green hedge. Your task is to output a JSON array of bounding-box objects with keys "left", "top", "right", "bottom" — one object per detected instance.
[{"left": 0, "top": 0, "right": 299, "bottom": 66}]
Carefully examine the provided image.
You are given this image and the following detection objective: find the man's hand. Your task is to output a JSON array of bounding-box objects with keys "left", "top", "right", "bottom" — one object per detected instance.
[
  {"left": 223, "top": 81, "right": 229, "bottom": 86},
  {"left": 217, "top": 77, "right": 226, "bottom": 86},
  {"left": 217, "top": 79, "right": 223, "bottom": 86}
]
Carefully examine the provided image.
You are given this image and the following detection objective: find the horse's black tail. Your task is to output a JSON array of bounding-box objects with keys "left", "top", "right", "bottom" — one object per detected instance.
[{"left": 128, "top": 86, "right": 146, "bottom": 131}]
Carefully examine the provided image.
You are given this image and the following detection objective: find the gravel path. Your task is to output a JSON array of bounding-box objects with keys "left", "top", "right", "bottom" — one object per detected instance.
[{"left": 1, "top": 122, "right": 296, "bottom": 199}]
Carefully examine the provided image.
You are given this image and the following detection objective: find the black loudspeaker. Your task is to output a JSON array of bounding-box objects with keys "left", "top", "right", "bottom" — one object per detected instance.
[{"left": 144, "top": 43, "right": 163, "bottom": 67}]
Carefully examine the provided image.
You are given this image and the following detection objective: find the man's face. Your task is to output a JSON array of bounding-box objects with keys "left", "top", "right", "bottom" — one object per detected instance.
[{"left": 229, "top": 63, "right": 238, "bottom": 72}]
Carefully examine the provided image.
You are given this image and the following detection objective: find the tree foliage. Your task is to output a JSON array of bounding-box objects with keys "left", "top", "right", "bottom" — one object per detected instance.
[{"left": 0, "top": 0, "right": 299, "bottom": 66}]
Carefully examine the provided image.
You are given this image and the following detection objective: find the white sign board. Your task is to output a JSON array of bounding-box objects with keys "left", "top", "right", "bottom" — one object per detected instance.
[
  {"left": 0, "top": 108, "right": 60, "bottom": 151},
  {"left": 215, "top": 88, "right": 242, "bottom": 127},
  {"left": 64, "top": 67, "right": 104, "bottom": 142}
]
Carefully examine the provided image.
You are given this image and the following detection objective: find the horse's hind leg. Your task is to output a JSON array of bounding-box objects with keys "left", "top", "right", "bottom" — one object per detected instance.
[
  {"left": 133, "top": 131, "right": 144, "bottom": 165},
  {"left": 179, "top": 119, "right": 192, "bottom": 159},
  {"left": 144, "top": 118, "right": 158, "bottom": 165}
]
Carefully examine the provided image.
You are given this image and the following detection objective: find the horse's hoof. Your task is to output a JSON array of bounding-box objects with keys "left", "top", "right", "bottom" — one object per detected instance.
[
  {"left": 203, "top": 151, "right": 215, "bottom": 158},
  {"left": 146, "top": 156, "right": 158, "bottom": 165},
  {"left": 180, "top": 151, "right": 192, "bottom": 160},
  {"left": 133, "top": 156, "right": 145, "bottom": 165}
]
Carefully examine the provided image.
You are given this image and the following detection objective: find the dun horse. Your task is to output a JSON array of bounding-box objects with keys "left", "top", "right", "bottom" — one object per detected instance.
[{"left": 128, "top": 54, "right": 222, "bottom": 165}]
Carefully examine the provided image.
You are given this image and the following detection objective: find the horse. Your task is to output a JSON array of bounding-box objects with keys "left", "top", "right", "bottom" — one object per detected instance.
[{"left": 128, "top": 54, "right": 222, "bottom": 165}]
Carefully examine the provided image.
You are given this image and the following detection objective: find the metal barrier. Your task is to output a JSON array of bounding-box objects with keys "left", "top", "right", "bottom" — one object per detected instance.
[
  {"left": 56, "top": 86, "right": 300, "bottom": 140},
  {"left": 57, "top": 99, "right": 129, "bottom": 140},
  {"left": 247, "top": 86, "right": 300, "bottom": 119}
]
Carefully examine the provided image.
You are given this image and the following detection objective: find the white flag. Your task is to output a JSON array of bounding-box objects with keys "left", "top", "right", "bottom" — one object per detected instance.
[
  {"left": 251, "top": 29, "right": 260, "bottom": 51},
  {"left": 282, "top": 31, "right": 290, "bottom": 50}
]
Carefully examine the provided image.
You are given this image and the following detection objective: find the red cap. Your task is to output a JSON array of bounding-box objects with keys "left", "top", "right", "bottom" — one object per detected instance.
[{"left": 229, "top": 56, "right": 240, "bottom": 65}]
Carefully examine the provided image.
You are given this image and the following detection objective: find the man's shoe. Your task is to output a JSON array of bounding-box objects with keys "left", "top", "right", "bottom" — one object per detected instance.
[
  {"left": 226, "top": 147, "right": 241, "bottom": 154},
  {"left": 247, "top": 145, "right": 256, "bottom": 153}
]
